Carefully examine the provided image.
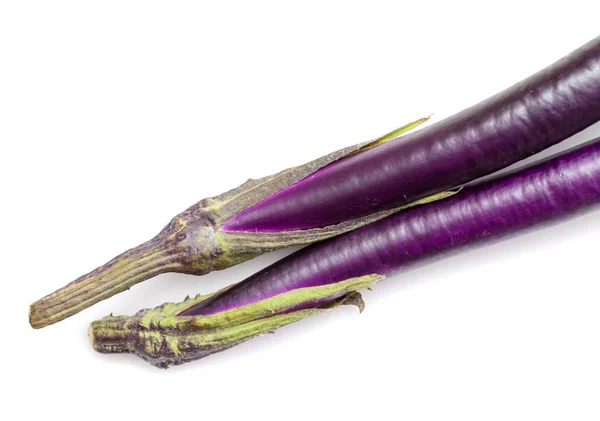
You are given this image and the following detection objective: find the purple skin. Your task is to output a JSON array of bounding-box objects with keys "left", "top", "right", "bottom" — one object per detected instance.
[
  {"left": 222, "top": 36, "right": 600, "bottom": 233},
  {"left": 184, "top": 137, "right": 600, "bottom": 316}
]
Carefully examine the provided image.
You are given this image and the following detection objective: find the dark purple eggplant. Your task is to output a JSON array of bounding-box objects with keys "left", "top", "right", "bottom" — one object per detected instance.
[
  {"left": 31, "top": 36, "right": 600, "bottom": 329},
  {"left": 91, "top": 137, "right": 600, "bottom": 368},
  {"left": 222, "top": 36, "right": 600, "bottom": 232},
  {"left": 188, "top": 138, "right": 600, "bottom": 316}
]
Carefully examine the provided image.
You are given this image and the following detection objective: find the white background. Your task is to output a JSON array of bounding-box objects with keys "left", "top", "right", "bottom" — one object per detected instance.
[{"left": 3, "top": 1, "right": 600, "bottom": 420}]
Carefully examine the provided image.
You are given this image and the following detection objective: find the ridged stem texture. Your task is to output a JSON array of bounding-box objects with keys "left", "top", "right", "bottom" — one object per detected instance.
[{"left": 89, "top": 274, "right": 381, "bottom": 368}]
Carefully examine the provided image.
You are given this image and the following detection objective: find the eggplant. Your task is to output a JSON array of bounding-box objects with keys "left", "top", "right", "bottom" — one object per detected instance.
[
  {"left": 30, "top": 35, "right": 600, "bottom": 329},
  {"left": 91, "top": 136, "right": 600, "bottom": 367}
]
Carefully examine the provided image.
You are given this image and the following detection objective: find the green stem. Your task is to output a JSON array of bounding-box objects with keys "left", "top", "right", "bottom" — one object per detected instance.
[
  {"left": 29, "top": 237, "right": 186, "bottom": 329},
  {"left": 89, "top": 274, "right": 383, "bottom": 368}
]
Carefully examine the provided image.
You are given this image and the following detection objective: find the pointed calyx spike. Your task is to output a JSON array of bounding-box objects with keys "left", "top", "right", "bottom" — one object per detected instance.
[{"left": 353, "top": 115, "right": 431, "bottom": 154}]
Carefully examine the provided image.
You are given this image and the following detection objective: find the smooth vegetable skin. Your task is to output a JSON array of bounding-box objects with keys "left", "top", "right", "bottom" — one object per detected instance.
[
  {"left": 186, "top": 138, "right": 600, "bottom": 316},
  {"left": 30, "top": 36, "right": 600, "bottom": 329},
  {"left": 90, "top": 137, "right": 600, "bottom": 368},
  {"left": 223, "top": 36, "right": 600, "bottom": 232}
]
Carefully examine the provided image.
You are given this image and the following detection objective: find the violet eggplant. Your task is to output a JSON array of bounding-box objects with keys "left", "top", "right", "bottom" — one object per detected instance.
[
  {"left": 91, "top": 137, "right": 600, "bottom": 368},
  {"left": 31, "top": 36, "right": 600, "bottom": 329}
]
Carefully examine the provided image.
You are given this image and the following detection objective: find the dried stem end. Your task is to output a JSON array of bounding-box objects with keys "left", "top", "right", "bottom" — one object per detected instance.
[
  {"left": 28, "top": 234, "right": 187, "bottom": 329},
  {"left": 89, "top": 274, "right": 384, "bottom": 368}
]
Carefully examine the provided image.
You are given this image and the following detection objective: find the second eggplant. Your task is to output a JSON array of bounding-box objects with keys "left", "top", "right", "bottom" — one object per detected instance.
[{"left": 92, "top": 136, "right": 600, "bottom": 368}]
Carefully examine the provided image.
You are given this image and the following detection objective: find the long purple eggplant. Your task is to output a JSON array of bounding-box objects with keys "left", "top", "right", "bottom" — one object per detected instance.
[
  {"left": 90, "top": 137, "right": 600, "bottom": 368},
  {"left": 31, "top": 36, "right": 600, "bottom": 329}
]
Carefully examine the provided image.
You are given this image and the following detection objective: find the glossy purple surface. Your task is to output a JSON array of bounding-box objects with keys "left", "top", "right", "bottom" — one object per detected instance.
[
  {"left": 184, "top": 138, "right": 600, "bottom": 316},
  {"left": 222, "top": 37, "right": 600, "bottom": 233}
]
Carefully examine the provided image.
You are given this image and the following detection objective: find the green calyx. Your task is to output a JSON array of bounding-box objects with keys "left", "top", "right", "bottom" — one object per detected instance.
[
  {"left": 89, "top": 274, "right": 384, "bottom": 368},
  {"left": 30, "top": 115, "right": 440, "bottom": 329}
]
